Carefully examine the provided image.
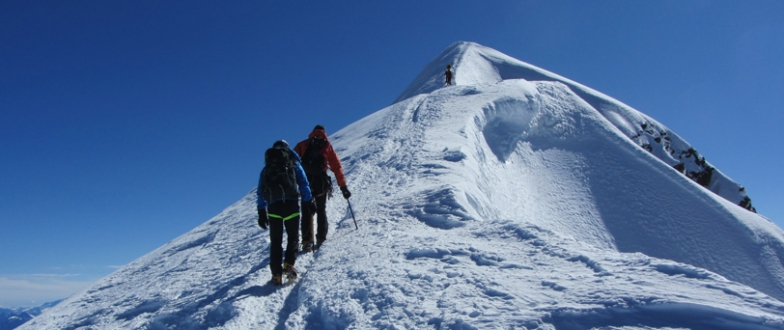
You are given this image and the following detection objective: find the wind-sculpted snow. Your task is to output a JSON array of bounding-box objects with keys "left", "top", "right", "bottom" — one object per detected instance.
[
  {"left": 23, "top": 42, "right": 784, "bottom": 329},
  {"left": 399, "top": 41, "right": 756, "bottom": 212}
]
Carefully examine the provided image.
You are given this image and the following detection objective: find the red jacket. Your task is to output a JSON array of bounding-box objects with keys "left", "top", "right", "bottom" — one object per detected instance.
[{"left": 294, "top": 128, "right": 347, "bottom": 187}]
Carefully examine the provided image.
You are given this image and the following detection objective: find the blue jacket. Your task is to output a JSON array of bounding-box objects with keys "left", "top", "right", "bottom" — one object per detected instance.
[{"left": 256, "top": 148, "right": 313, "bottom": 210}]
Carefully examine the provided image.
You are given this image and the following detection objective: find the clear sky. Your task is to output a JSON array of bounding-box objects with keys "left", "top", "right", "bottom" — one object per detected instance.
[{"left": 1, "top": 1, "right": 782, "bottom": 307}]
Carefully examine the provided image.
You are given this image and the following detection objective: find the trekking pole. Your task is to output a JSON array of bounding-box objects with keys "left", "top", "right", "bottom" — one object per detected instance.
[{"left": 347, "top": 199, "right": 358, "bottom": 230}]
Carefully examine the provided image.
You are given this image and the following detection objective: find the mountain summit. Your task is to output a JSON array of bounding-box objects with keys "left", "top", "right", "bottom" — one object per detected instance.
[
  {"left": 399, "top": 41, "right": 756, "bottom": 212},
  {"left": 23, "top": 42, "right": 784, "bottom": 329}
]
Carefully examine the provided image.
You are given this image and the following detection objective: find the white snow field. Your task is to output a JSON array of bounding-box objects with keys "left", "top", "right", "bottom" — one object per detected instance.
[{"left": 22, "top": 42, "right": 784, "bottom": 330}]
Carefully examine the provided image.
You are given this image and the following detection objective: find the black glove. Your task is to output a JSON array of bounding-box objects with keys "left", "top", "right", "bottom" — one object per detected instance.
[
  {"left": 306, "top": 199, "right": 317, "bottom": 214},
  {"left": 340, "top": 186, "right": 351, "bottom": 199},
  {"left": 257, "top": 209, "right": 269, "bottom": 230}
]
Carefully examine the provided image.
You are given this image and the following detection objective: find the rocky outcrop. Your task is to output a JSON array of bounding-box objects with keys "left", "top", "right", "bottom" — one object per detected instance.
[{"left": 631, "top": 121, "right": 755, "bottom": 212}]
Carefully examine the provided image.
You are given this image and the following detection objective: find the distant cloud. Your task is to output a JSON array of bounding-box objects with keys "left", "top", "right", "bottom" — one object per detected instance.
[
  {"left": 0, "top": 276, "right": 96, "bottom": 308},
  {"left": 0, "top": 264, "right": 117, "bottom": 307},
  {"left": 28, "top": 273, "right": 81, "bottom": 278}
]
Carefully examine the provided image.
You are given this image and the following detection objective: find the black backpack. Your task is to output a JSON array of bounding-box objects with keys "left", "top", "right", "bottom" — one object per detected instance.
[
  {"left": 301, "top": 137, "right": 328, "bottom": 175},
  {"left": 260, "top": 148, "right": 299, "bottom": 202}
]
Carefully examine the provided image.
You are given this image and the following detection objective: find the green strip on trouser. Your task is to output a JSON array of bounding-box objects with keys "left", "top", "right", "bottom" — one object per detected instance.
[{"left": 268, "top": 212, "right": 300, "bottom": 221}]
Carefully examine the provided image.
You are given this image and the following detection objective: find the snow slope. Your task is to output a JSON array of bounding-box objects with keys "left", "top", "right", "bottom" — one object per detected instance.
[
  {"left": 22, "top": 42, "right": 784, "bottom": 329},
  {"left": 396, "top": 42, "right": 757, "bottom": 213}
]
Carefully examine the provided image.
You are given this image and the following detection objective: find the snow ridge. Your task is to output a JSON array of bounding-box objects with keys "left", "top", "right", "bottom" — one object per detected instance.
[
  {"left": 22, "top": 42, "right": 784, "bottom": 330},
  {"left": 398, "top": 41, "right": 757, "bottom": 212}
]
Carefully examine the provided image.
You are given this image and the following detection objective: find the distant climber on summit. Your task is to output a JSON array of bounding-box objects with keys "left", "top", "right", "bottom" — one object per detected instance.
[
  {"left": 294, "top": 125, "right": 351, "bottom": 252},
  {"left": 257, "top": 140, "right": 316, "bottom": 286},
  {"left": 445, "top": 64, "right": 453, "bottom": 86}
]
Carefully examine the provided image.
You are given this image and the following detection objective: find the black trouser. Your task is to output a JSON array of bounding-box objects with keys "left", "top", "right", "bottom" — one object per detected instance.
[
  {"left": 268, "top": 199, "right": 300, "bottom": 276},
  {"left": 301, "top": 194, "right": 328, "bottom": 245}
]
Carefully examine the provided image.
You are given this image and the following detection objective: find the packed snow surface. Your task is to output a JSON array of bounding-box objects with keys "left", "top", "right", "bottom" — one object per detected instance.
[{"left": 22, "top": 42, "right": 784, "bottom": 329}]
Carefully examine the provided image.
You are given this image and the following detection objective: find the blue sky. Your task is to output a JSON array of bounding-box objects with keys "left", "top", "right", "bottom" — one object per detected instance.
[{"left": 1, "top": 1, "right": 782, "bottom": 307}]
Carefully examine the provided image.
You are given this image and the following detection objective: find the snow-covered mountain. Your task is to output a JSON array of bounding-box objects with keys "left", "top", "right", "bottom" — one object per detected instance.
[
  {"left": 1, "top": 300, "right": 61, "bottom": 330},
  {"left": 397, "top": 42, "right": 756, "bottom": 213},
  {"left": 0, "top": 309, "right": 31, "bottom": 330},
  {"left": 22, "top": 42, "right": 784, "bottom": 329}
]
